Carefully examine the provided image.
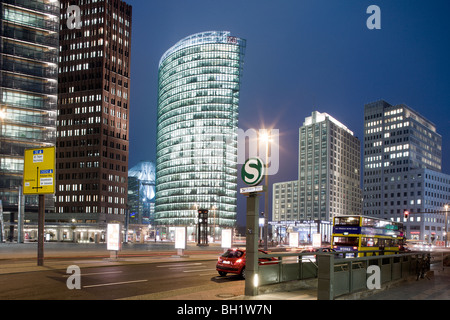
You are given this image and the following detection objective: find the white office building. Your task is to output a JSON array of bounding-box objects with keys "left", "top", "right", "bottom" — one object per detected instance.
[
  {"left": 272, "top": 111, "right": 361, "bottom": 244},
  {"left": 363, "top": 100, "right": 450, "bottom": 243}
]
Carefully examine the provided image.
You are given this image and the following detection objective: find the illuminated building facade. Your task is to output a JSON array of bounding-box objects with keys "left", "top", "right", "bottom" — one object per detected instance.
[
  {"left": 363, "top": 100, "right": 450, "bottom": 242},
  {"left": 56, "top": 0, "right": 132, "bottom": 231},
  {"left": 272, "top": 111, "right": 361, "bottom": 244},
  {"left": 155, "top": 31, "right": 246, "bottom": 238},
  {"left": 277, "top": 112, "right": 362, "bottom": 219},
  {"left": 298, "top": 111, "right": 361, "bottom": 220},
  {"left": 0, "top": 0, "right": 59, "bottom": 238}
]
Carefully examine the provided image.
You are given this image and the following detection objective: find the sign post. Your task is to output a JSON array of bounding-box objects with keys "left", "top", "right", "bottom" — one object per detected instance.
[
  {"left": 23, "top": 146, "right": 55, "bottom": 266},
  {"left": 241, "top": 157, "right": 265, "bottom": 296},
  {"left": 0, "top": 200, "right": 4, "bottom": 243}
]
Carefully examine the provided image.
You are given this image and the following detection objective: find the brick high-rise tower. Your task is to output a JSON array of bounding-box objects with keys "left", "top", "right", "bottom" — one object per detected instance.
[{"left": 57, "top": 0, "right": 132, "bottom": 228}]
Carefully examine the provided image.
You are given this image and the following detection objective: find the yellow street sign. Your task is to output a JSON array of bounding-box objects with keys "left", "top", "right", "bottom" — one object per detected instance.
[{"left": 23, "top": 146, "right": 56, "bottom": 195}]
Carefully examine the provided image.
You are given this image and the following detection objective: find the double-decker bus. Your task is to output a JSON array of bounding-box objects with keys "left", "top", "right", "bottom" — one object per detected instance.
[{"left": 331, "top": 215, "right": 405, "bottom": 257}]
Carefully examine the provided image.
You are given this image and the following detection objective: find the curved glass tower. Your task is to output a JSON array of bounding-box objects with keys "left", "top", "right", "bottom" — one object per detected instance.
[{"left": 155, "top": 31, "right": 246, "bottom": 238}]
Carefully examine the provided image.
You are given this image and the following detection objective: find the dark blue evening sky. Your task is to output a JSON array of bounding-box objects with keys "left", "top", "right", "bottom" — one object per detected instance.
[{"left": 125, "top": 0, "right": 450, "bottom": 226}]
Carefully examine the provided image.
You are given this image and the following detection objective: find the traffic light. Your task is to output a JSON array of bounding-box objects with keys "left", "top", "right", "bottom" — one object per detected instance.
[{"left": 404, "top": 210, "right": 409, "bottom": 219}]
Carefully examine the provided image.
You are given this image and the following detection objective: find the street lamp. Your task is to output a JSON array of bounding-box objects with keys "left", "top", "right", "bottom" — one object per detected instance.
[
  {"left": 260, "top": 131, "right": 271, "bottom": 251},
  {"left": 445, "top": 204, "right": 448, "bottom": 248},
  {"left": 211, "top": 205, "right": 217, "bottom": 242}
]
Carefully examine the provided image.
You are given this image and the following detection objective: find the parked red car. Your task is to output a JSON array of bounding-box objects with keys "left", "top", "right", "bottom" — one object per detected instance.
[{"left": 216, "top": 248, "right": 278, "bottom": 279}]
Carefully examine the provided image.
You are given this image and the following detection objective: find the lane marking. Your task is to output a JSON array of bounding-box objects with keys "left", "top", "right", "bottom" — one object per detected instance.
[
  {"left": 83, "top": 279, "right": 148, "bottom": 288},
  {"left": 62, "top": 271, "right": 123, "bottom": 277},
  {"left": 182, "top": 269, "right": 212, "bottom": 273},
  {"left": 157, "top": 263, "right": 202, "bottom": 268}
]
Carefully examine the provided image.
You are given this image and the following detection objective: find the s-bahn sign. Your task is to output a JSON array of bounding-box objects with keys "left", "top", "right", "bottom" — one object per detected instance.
[{"left": 241, "top": 157, "right": 265, "bottom": 186}]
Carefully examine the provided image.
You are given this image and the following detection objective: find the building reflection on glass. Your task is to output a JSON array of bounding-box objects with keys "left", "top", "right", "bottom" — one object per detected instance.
[{"left": 128, "top": 161, "right": 156, "bottom": 226}]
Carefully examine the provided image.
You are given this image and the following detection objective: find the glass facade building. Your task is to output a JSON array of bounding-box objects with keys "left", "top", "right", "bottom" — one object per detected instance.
[
  {"left": 155, "top": 31, "right": 246, "bottom": 236},
  {"left": 0, "top": 0, "right": 59, "bottom": 217}
]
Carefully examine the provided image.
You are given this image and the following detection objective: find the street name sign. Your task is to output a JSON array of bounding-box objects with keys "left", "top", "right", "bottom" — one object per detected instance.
[{"left": 240, "top": 185, "right": 266, "bottom": 195}]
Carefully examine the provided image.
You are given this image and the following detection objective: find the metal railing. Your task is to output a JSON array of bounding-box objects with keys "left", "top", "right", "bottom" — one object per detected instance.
[
  {"left": 257, "top": 251, "right": 320, "bottom": 286},
  {"left": 255, "top": 250, "right": 445, "bottom": 299}
]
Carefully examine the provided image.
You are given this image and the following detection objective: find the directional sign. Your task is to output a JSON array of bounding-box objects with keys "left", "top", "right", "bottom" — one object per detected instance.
[
  {"left": 23, "top": 147, "right": 56, "bottom": 195},
  {"left": 240, "top": 185, "right": 266, "bottom": 195},
  {"left": 241, "top": 157, "right": 265, "bottom": 186}
]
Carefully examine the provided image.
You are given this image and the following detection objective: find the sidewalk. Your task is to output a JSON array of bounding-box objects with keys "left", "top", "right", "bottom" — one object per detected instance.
[
  {"left": 361, "top": 267, "right": 450, "bottom": 300},
  {"left": 1, "top": 242, "right": 448, "bottom": 300}
]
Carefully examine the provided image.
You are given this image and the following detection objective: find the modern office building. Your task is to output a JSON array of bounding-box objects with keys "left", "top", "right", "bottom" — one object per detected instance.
[
  {"left": 363, "top": 100, "right": 450, "bottom": 242},
  {"left": 55, "top": 0, "right": 132, "bottom": 239},
  {"left": 155, "top": 31, "right": 246, "bottom": 239},
  {"left": 298, "top": 111, "right": 361, "bottom": 220},
  {"left": 273, "top": 180, "right": 298, "bottom": 222},
  {"left": 0, "top": 0, "right": 59, "bottom": 240},
  {"left": 272, "top": 111, "right": 361, "bottom": 243}
]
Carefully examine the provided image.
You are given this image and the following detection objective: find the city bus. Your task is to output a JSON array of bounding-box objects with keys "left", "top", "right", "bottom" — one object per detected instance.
[{"left": 331, "top": 215, "right": 405, "bottom": 257}]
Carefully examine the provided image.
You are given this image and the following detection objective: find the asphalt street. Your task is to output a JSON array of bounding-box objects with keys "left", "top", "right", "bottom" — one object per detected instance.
[{"left": 0, "top": 260, "right": 244, "bottom": 300}]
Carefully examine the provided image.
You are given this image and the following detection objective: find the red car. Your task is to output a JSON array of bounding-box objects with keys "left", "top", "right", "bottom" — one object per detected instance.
[{"left": 216, "top": 248, "right": 278, "bottom": 279}]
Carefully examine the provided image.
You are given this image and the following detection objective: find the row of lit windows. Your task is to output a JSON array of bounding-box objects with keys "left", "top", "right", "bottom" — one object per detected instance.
[
  {"left": 161, "top": 68, "right": 240, "bottom": 95},
  {"left": 4, "top": 6, "right": 58, "bottom": 31},
  {"left": 157, "top": 164, "right": 237, "bottom": 180},
  {"left": 156, "top": 194, "right": 236, "bottom": 207},
  {"left": 2, "top": 107, "right": 54, "bottom": 126},
  {"left": 160, "top": 58, "right": 241, "bottom": 87},
  {"left": 159, "top": 79, "right": 239, "bottom": 104},
  {"left": 160, "top": 43, "right": 241, "bottom": 71},
  {"left": 160, "top": 50, "right": 240, "bottom": 77},
  {"left": 158, "top": 112, "right": 238, "bottom": 138},
  {"left": 155, "top": 204, "right": 237, "bottom": 215},
  {"left": 60, "top": 49, "right": 104, "bottom": 63},
  {"left": 158, "top": 153, "right": 237, "bottom": 168},
  {"left": 159, "top": 73, "right": 239, "bottom": 102},
  {"left": 156, "top": 179, "right": 236, "bottom": 194},
  {"left": 159, "top": 101, "right": 236, "bottom": 125},
  {"left": 157, "top": 132, "right": 236, "bottom": 147},
  {"left": 157, "top": 135, "right": 236, "bottom": 153},
  {"left": 160, "top": 98, "right": 237, "bottom": 119},
  {"left": 158, "top": 118, "right": 236, "bottom": 143},
  {"left": 159, "top": 87, "right": 235, "bottom": 112},
  {"left": 161, "top": 54, "right": 240, "bottom": 76}
]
